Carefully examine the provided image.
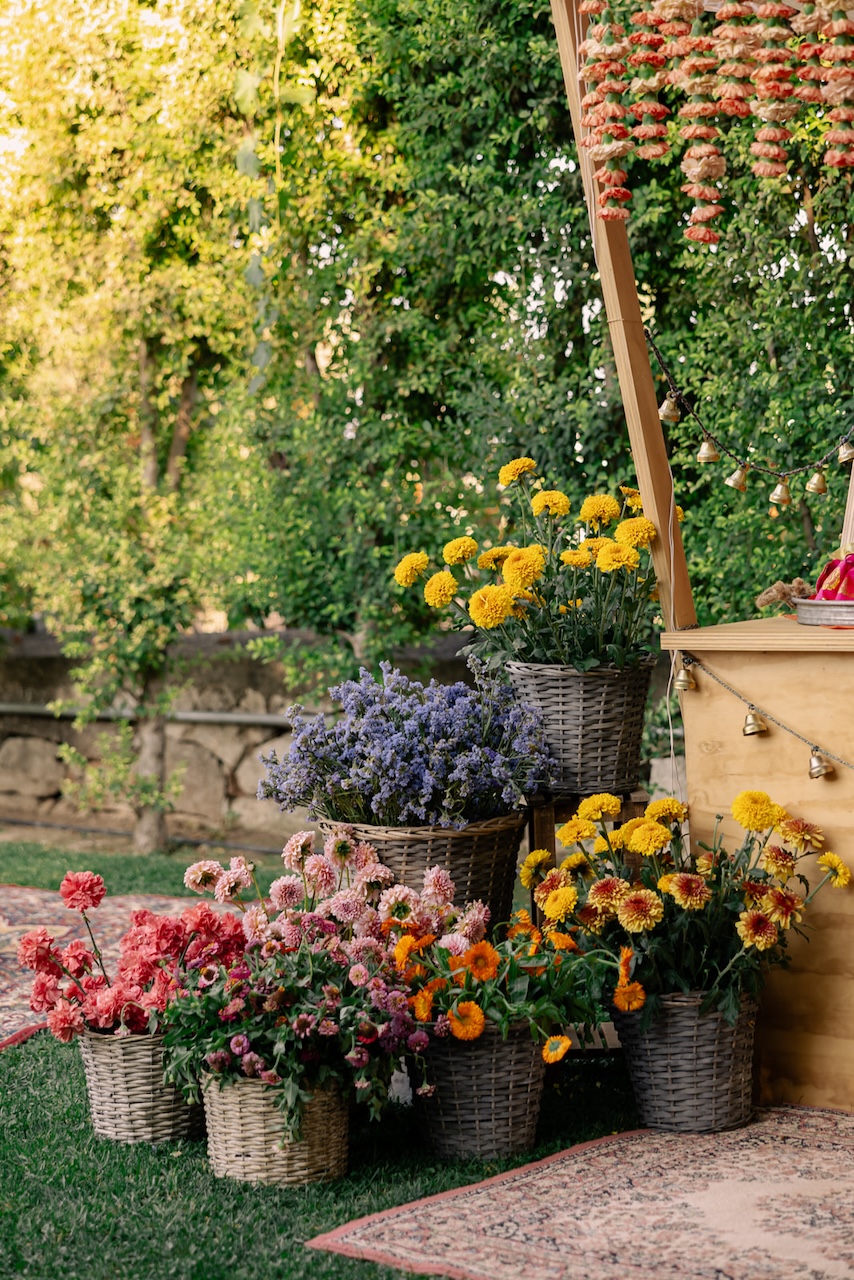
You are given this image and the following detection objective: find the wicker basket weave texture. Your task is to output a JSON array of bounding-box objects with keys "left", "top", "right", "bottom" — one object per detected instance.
[
  {"left": 416, "top": 1022, "right": 546, "bottom": 1160},
  {"left": 612, "top": 992, "right": 758, "bottom": 1133},
  {"left": 319, "top": 812, "right": 526, "bottom": 928},
  {"left": 203, "top": 1078, "right": 348, "bottom": 1186},
  {"left": 78, "top": 1031, "right": 199, "bottom": 1143},
  {"left": 505, "top": 659, "right": 655, "bottom": 795}
]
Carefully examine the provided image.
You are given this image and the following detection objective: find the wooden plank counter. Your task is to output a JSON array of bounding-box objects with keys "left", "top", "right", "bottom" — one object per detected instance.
[{"left": 661, "top": 616, "right": 854, "bottom": 1111}]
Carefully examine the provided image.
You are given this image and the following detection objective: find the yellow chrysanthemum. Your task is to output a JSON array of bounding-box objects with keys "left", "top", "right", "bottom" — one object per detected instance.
[
  {"left": 760, "top": 844, "right": 797, "bottom": 882},
  {"left": 593, "top": 835, "right": 611, "bottom": 855},
  {"left": 731, "top": 790, "right": 779, "bottom": 833},
  {"left": 614, "top": 516, "right": 657, "bottom": 548},
  {"left": 587, "top": 876, "right": 631, "bottom": 915},
  {"left": 616, "top": 888, "right": 665, "bottom": 933},
  {"left": 619, "top": 485, "right": 644, "bottom": 512},
  {"left": 817, "top": 852, "right": 852, "bottom": 888},
  {"left": 735, "top": 909, "right": 778, "bottom": 951},
  {"left": 596, "top": 543, "right": 641, "bottom": 574},
  {"left": 761, "top": 887, "right": 804, "bottom": 928},
  {"left": 669, "top": 872, "right": 712, "bottom": 911},
  {"left": 644, "top": 797, "right": 688, "bottom": 825},
  {"left": 502, "top": 545, "right": 546, "bottom": 592},
  {"left": 577, "top": 793, "right": 623, "bottom": 822},
  {"left": 543, "top": 885, "right": 579, "bottom": 922},
  {"left": 778, "top": 817, "right": 825, "bottom": 853},
  {"left": 393, "top": 551, "right": 429, "bottom": 587},
  {"left": 625, "top": 820, "right": 671, "bottom": 857},
  {"left": 560, "top": 851, "right": 591, "bottom": 874},
  {"left": 477, "top": 545, "right": 515, "bottom": 571},
  {"left": 519, "top": 849, "right": 554, "bottom": 890},
  {"left": 498, "top": 456, "right": 537, "bottom": 487},
  {"left": 614, "top": 817, "right": 647, "bottom": 848},
  {"left": 556, "top": 817, "right": 598, "bottom": 847},
  {"left": 448, "top": 1001, "right": 487, "bottom": 1041},
  {"left": 468, "top": 584, "right": 515, "bottom": 629},
  {"left": 560, "top": 547, "right": 592, "bottom": 569},
  {"left": 579, "top": 494, "right": 621, "bottom": 528},
  {"left": 423, "top": 570, "right": 458, "bottom": 608},
  {"left": 676, "top": 505, "right": 685, "bottom": 523},
  {"left": 442, "top": 536, "right": 478, "bottom": 565},
  {"left": 542, "top": 1034, "right": 573, "bottom": 1064},
  {"left": 581, "top": 536, "right": 614, "bottom": 557},
  {"left": 695, "top": 854, "right": 714, "bottom": 878},
  {"left": 613, "top": 981, "right": 646, "bottom": 1012},
  {"left": 657, "top": 873, "right": 676, "bottom": 894},
  {"left": 532, "top": 489, "right": 571, "bottom": 518}
]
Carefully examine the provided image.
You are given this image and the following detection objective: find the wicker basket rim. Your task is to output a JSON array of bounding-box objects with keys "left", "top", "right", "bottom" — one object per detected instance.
[
  {"left": 505, "top": 654, "right": 658, "bottom": 678},
  {"left": 317, "top": 810, "right": 527, "bottom": 839},
  {"left": 201, "top": 1072, "right": 340, "bottom": 1096},
  {"left": 80, "top": 1028, "right": 163, "bottom": 1044}
]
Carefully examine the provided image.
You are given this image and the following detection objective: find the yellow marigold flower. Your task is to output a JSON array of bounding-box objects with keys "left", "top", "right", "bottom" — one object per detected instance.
[
  {"left": 669, "top": 872, "right": 712, "bottom": 911},
  {"left": 580, "top": 494, "right": 621, "bottom": 527},
  {"left": 587, "top": 876, "right": 631, "bottom": 915},
  {"left": 468, "top": 584, "right": 515, "bottom": 629},
  {"left": 644, "top": 797, "right": 688, "bottom": 825},
  {"left": 556, "top": 817, "right": 598, "bottom": 847},
  {"left": 560, "top": 547, "right": 592, "bottom": 569},
  {"left": 657, "top": 873, "right": 675, "bottom": 894},
  {"left": 626, "top": 820, "right": 671, "bottom": 857},
  {"left": 546, "top": 930, "right": 579, "bottom": 952},
  {"left": 581, "top": 536, "right": 614, "bottom": 557},
  {"left": 613, "top": 981, "right": 645, "bottom": 1012},
  {"left": 449, "top": 1000, "right": 486, "bottom": 1041},
  {"left": 498, "top": 456, "right": 537, "bottom": 487},
  {"left": 619, "top": 485, "right": 644, "bottom": 512},
  {"left": 423, "top": 570, "right": 458, "bottom": 608},
  {"left": 761, "top": 886, "right": 804, "bottom": 928},
  {"left": 502, "top": 545, "right": 546, "bottom": 592},
  {"left": 560, "top": 851, "right": 591, "bottom": 874},
  {"left": 817, "top": 852, "right": 852, "bottom": 888},
  {"left": 676, "top": 505, "right": 685, "bottom": 523},
  {"left": 533, "top": 868, "right": 571, "bottom": 911},
  {"left": 543, "top": 885, "right": 579, "bottom": 922},
  {"left": 593, "top": 835, "right": 611, "bottom": 855},
  {"left": 519, "top": 849, "right": 553, "bottom": 890},
  {"left": 532, "top": 489, "right": 571, "bottom": 518},
  {"left": 477, "top": 545, "right": 515, "bottom": 570},
  {"left": 616, "top": 888, "right": 665, "bottom": 933},
  {"left": 443, "top": 535, "right": 478, "bottom": 565},
  {"left": 559, "top": 600, "right": 583, "bottom": 614},
  {"left": 614, "top": 516, "right": 657, "bottom": 548},
  {"left": 760, "top": 844, "right": 797, "bottom": 882},
  {"left": 614, "top": 817, "right": 647, "bottom": 848},
  {"left": 778, "top": 817, "right": 825, "bottom": 853},
  {"left": 731, "top": 790, "right": 778, "bottom": 832},
  {"left": 596, "top": 543, "right": 641, "bottom": 574},
  {"left": 542, "top": 1034, "right": 573, "bottom": 1064},
  {"left": 735, "top": 909, "right": 778, "bottom": 951},
  {"left": 393, "top": 551, "right": 429, "bottom": 587},
  {"left": 577, "top": 793, "right": 623, "bottom": 822},
  {"left": 462, "top": 941, "right": 501, "bottom": 982},
  {"left": 411, "top": 989, "right": 434, "bottom": 1022}
]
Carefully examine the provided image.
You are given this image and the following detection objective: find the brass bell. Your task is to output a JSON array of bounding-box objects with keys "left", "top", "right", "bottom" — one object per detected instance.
[
  {"left": 769, "top": 477, "right": 792, "bottom": 506},
  {"left": 659, "top": 394, "right": 681, "bottom": 425},
  {"left": 742, "top": 708, "right": 768, "bottom": 736},
  {"left": 673, "top": 666, "right": 696, "bottom": 691},
  {"left": 838, "top": 440, "right": 854, "bottom": 465},
  {"left": 808, "top": 749, "right": 835, "bottom": 779},
  {"left": 697, "top": 437, "right": 721, "bottom": 464},
  {"left": 724, "top": 464, "right": 749, "bottom": 493},
  {"left": 805, "top": 468, "right": 828, "bottom": 496}
]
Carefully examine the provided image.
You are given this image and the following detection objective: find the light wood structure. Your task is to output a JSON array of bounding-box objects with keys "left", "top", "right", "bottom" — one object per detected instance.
[{"left": 550, "top": 0, "right": 854, "bottom": 1109}]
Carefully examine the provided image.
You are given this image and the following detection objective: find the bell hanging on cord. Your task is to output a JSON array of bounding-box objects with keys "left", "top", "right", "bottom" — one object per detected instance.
[
  {"left": 838, "top": 440, "right": 854, "bottom": 465},
  {"left": 805, "top": 468, "right": 828, "bottom": 496},
  {"left": 673, "top": 666, "right": 696, "bottom": 692},
  {"left": 659, "top": 394, "right": 681, "bottom": 425},
  {"left": 724, "top": 464, "right": 749, "bottom": 493},
  {"left": 742, "top": 708, "right": 768, "bottom": 736},
  {"left": 808, "top": 749, "right": 835, "bottom": 779},
  {"left": 769, "top": 477, "right": 792, "bottom": 506},
  {"left": 697, "top": 437, "right": 720, "bottom": 464}
]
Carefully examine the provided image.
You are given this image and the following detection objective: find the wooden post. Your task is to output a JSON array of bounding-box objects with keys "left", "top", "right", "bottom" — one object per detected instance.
[
  {"left": 549, "top": 0, "right": 697, "bottom": 631},
  {"left": 841, "top": 467, "right": 854, "bottom": 546}
]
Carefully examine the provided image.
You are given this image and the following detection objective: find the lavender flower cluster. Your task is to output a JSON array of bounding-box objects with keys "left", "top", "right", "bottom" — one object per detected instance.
[{"left": 259, "top": 659, "right": 555, "bottom": 828}]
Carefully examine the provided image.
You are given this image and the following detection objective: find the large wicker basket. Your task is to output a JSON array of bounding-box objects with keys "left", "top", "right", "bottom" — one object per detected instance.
[
  {"left": 505, "top": 657, "right": 656, "bottom": 795},
  {"left": 78, "top": 1030, "right": 201, "bottom": 1143},
  {"left": 612, "top": 991, "right": 758, "bottom": 1132},
  {"left": 202, "top": 1077, "right": 348, "bottom": 1186},
  {"left": 319, "top": 812, "right": 526, "bottom": 928},
  {"left": 416, "top": 1022, "right": 546, "bottom": 1159}
]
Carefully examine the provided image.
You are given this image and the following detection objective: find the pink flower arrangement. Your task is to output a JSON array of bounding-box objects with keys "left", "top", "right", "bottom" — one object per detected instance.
[{"left": 17, "top": 870, "right": 245, "bottom": 1041}]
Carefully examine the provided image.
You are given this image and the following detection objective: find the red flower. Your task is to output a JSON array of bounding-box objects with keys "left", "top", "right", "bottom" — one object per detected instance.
[
  {"left": 17, "top": 927, "right": 62, "bottom": 975},
  {"left": 46, "top": 999, "right": 85, "bottom": 1043},
  {"left": 59, "top": 871, "right": 106, "bottom": 913}
]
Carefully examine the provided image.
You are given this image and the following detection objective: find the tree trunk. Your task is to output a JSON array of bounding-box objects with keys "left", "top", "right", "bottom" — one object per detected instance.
[{"left": 133, "top": 713, "right": 168, "bottom": 854}]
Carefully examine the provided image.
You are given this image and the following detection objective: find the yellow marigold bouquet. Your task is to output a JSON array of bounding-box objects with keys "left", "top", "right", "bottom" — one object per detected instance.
[
  {"left": 520, "top": 789, "right": 852, "bottom": 1027},
  {"left": 392, "top": 455, "right": 666, "bottom": 671}
]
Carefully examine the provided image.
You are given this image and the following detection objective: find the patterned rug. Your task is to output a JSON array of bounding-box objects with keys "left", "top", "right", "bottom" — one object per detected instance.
[
  {"left": 0, "top": 884, "right": 197, "bottom": 1049},
  {"left": 308, "top": 1106, "right": 854, "bottom": 1280}
]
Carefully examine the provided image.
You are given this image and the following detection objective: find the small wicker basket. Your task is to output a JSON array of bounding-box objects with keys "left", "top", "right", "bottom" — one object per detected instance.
[
  {"left": 202, "top": 1077, "right": 348, "bottom": 1186},
  {"left": 78, "top": 1030, "right": 201, "bottom": 1143},
  {"left": 506, "top": 657, "right": 656, "bottom": 795},
  {"left": 416, "top": 1022, "right": 546, "bottom": 1159},
  {"left": 319, "top": 812, "right": 526, "bottom": 928},
  {"left": 612, "top": 991, "right": 758, "bottom": 1132}
]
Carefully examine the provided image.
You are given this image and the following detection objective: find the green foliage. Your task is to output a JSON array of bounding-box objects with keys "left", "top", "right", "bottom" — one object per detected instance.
[{"left": 58, "top": 723, "right": 185, "bottom": 816}]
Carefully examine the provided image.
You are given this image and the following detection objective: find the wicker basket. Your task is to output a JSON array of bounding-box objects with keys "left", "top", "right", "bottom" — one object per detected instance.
[
  {"left": 319, "top": 812, "right": 526, "bottom": 928},
  {"left": 416, "top": 1022, "right": 546, "bottom": 1159},
  {"left": 505, "top": 657, "right": 656, "bottom": 795},
  {"left": 202, "top": 1077, "right": 348, "bottom": 1186},
  {"left": 78, "top": 1030, "right": 201, "bottom": 1143},
  {"left": 612, "top": 992, "right": 758, "bottom": 1132}
]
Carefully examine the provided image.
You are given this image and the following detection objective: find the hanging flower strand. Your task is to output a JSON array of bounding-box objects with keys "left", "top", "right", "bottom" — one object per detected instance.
[
  {"left": 578, "top": 0, "right": 636, "bottom": 220},
  {"left": 747, "top": 3, "right": 800, "bottom": 179},
  {"left": 820, "top": 7, "right": 854, "bottom": 169},
  {"left": 624, "top": 9, "right": 671, "bottom": 161},
  {"left": 670, "top": 0, "right": 726, "bottom": 240}
]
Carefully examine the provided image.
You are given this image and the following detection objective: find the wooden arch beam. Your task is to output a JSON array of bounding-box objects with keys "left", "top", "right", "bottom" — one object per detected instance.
[{"left": 550, "top": 0, "right": 697, "bottom": 631}]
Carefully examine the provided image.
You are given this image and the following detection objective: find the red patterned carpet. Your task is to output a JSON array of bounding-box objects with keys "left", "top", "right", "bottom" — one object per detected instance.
[
  {"left": 309, "top": 1106, "right": 854, "bottom": 1280},
  {"left": 0, "top": 884, "right": 197, "bottom": 1049}
]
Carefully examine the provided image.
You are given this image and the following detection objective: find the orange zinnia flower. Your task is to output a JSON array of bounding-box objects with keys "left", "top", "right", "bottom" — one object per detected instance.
[
  {"left": 449, "top": 1001, "right": 486, "bottom": 1041},
  {"left": 462, "top": 941, "right": 501, "bottom": 982},
  {"left": 613, "top": 981, "right": 645, "bottom": 1012}
]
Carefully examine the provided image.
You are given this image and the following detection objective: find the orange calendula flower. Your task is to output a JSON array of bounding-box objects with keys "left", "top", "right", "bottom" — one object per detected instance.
[
  {"left": 542, "top": 1034, "right": 573, "bottom": 1064},
  {"left": 546, "top": 930, "right": 580, "bottom": 953},
  {"left": 670, "top": 873, "right": 712, "bottom": 911},
  {"left": 616, "top": 888, "right": 665, "bottom": 933},
  {"left": 736, "top": 909, "right": 778, "bottom": 951},
  {"left": 761, "top": 886, "right": 804, "bottom": 928},
  {"left": 613, "top": 981, "right": 646, "bottom": 1012},
  {"left": 394, "top": 935, "right": 421, "bottom": 970},
  {"left": 577, "top": 793, "right": 623, "bottom": 822},
  {"left": 760, "top": 845, "right": 797, "bottom": 882},
  {"left": 587, "top": 876, "right": 631, "bottom": 916},
  {"left": 448, "top": 1001, "right": 487, "bottom": 1040},
  {"left": 778, "top": 817, "right": 825, "bottom": 853},
  {"left": 817, "top": 852, "right": 852, "bottom": 888},
  {"left": 556, "top": 817, "right": 598, "bottom": 847},
  {"left": 463, "top": 941, "right": 501, "bottom": 982},
  {"left": 411, "top": 989, "right": 434, "bottom": 1022},
  {"left": 618, "top": 945, "right": 634, "bottom": 985}
]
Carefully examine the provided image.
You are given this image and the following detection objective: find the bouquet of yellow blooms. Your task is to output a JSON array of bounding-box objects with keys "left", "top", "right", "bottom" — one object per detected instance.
[
  {"left": 519, "top": 789, "right": 852, "bottom": 1026},
  {"left": 392, "top": 455, "right": 666, "bottom": 671}
]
